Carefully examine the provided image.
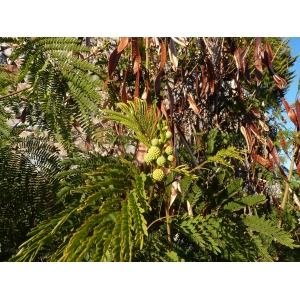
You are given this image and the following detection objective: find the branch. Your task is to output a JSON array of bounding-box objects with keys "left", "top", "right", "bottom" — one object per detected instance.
[{"left": 0, "top": 86, "right": 32, "bottom": 100}]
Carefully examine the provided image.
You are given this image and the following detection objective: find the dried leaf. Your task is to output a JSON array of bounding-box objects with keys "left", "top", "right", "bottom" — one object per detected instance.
[
  {"left": 278, "top": 165, "right": 287, "bottom": 179},
  {"left": 273, "top": 74, "right": 287, "bottom": 90},
  {"left": 171, "top": 37, "right": 186, "bottom": 47},
  {"left": 244, "top": 58, "right": 252, "bottom": 84},
  {"left": 85, "top": 136, "right": 91, "bottom": 151},
  {"left": 267, "top": 138, "right": 280, "bottom": 165},
  {"left": 200, "top": 64, "right": 208, "bottom": 98},
  {"left": 168, "top": 38, "right": 178, "bottom": 71},
  {"left": 254, "top": 37, "right": 262, "bottom": 82},
  {"left": 117, "top": 37, "right": 129, "bottom": 53},
  {"left": 134, "top": 70, "right": 140, "bottom": 100},
  {"left": 187, "top": 93, "right": 200, "bottom": 116},
  {"left": 158, "top": 38, "right": 167, "bottom": 73},
  {"left": 169, "top": 180, "right": 180, "bottom": 208},
  {"left": 282, "top": 98, "right": 298, "bottom": 127},
  {"left": 19, "top": 107, "right": 26, "bottom": 123},
  {"left": 265, "top": 41, "right": 273, "bottom": 68},
  {"left": 187, "top": 200, "right": 193, "bottom": 217},
  {"left": 240, "top": 125, "right": 252, "bottom": 153},
  {"left": 295, "top": 100, "right": 300, "bottom": 126},
  {"left": 108, "top": 49, "right": 122, "bottom": 76},
  {"left": 251, "top": 107, "right": 261, "bottom": 119},
  {"left": 234, "top": 49, "right": 241, "bottom": 70},
  {"left": 205, "top": 56, "right": 215, "bottom": 95},
  {"left": 135, "top": 141, "right": 148, "bottom": 165},
  {"left": 154, "top": 73, "right": 161, "bottom": 99},
  {"left": 131, "top": 37, "right": 141, "bottom": 74},
  {"left": 258, "top": 119, "right": 269, "bottom": 132},
  {"left": 254, "top": 154, "right": 273, "bottom": 170},
  {"left": 166, "top": 82, "right": 174, "bottom": 123}
]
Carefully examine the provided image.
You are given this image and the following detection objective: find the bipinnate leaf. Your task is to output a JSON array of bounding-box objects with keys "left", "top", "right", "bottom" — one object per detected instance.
[
  {"left": 242, "top": 215, "right": 299, "bottom": 249},
  {"left": 223, "top": 195, "right": 266, "bottom": 212}
]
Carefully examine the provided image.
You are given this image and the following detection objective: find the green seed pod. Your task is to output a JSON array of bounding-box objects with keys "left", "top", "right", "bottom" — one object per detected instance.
[
  {"left": 167, "top": 155, "right": 174, "bottom": 162},
  {"left": 165, "top": 146, "right": 173, "bottom": 155},
  {"left": 148, "top": 146, "right": 161, "bottom": 160},
  {"left": 152, "top": 169, "right": 164, "bottom": 181},
  {"left": 165, "top": 131, "right": 173, "bottom": 140},
  {"left": 156, "top": 155, "right": 167, "bottom": 166},
  {"left": 151, "top": 138, "right": 160, "bottom": 146}
]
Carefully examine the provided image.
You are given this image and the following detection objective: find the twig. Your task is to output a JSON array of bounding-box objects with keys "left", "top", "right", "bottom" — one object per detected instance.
[
  {"left": 0, "top": 86, "right": 32, "bottom": 100},
  {"left": 278, "top": 143, "right": 299, "bottom": 228}
]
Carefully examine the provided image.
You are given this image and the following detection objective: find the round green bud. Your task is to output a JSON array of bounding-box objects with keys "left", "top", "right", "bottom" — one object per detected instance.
[
  {"left": 152, "top": 169, "right": 164, "bottom": 181},
  {"left": 148, "top": 146, "right": 161, "bottom": 160},
  {"left": 156, "top": 155, "right": 167, "bottom": 166},
  {"left": 165, "top": 146, "right": 173, "bottom": 155},
  {"left": 151, "top": 138, "right": 160, "bottom": 146},
  {"left": 165, "top": 131, "right": 173, "bottom": 140},
  {"left": 167, "top": 155, "right": 174, "bottom": 162},
  {"left": 144, "top": 153, "right": 154, "bottom": 163},
  {"left": 162, "top": 126, "right": 169, "bottom": 131}
]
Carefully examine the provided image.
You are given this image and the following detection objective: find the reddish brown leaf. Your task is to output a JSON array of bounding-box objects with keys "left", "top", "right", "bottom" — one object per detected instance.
[
  {"left": 234, "top": 49, "right": 241, "bottom": 70},
  {"left": 187, "top": 93, "right": 200, "bottom": 116},
  {"left": 131, "top": 37, "right": 141, "bottom": 74},
  {"left": 85, "top": 136, "right": 91, "bottom": 151},
  {"left": 200, "top": 64, "right": 208, "bottom": 98},
  {"left": 282, "top": 98, "right": 298, "bottom": 127},
  {"left": 278, "top": 165, "right": 288, "bottom": 179},
  {"left": 280, "top": 136, "right": 287, "bottom": 154},
  {"left": 265, "top": 41, "right": 273, "bottom": 67},
  {"left": 205, "top": 56, "right": 215, "bottom": 95},
  {"left": 251, "top": 107, "right": 261, "bottom": 119},
  {"left": 158, "top": 38, "right": 167, "bottom": 73},
  {"left": 20, "top": 107, "right": 26, "bottom": 123},
  {"left": 254, "top": 154, "right": 274, "bottom": 170},
  {"left": 273, "top": 74, "right": 287, "bottom": 90},
  {"left": 134, "top": 70, "right": 140, "bottom": 101},
  {"left": 244, "top": 58, "right": 252, "bottom": 84},
  {"left": 154, "top": 73, "right": 161, "bottom": 99},
  {"left": 121, "top": 66, "right": 129, "bottom": 103},
  {"left": 295, "top": 100, "right": 300, "bottom": 126},
  {"left": 117, "top": 37, "right": 129, "bottom": 53},
  {"left": 267, "top": 138, "right": 280, "bottom": 165},
  {"left": 254, "top": 38, "right": 262, "bottom": 82},
  {"left": 240, "top": 125, "right": 252, "bottom": 153},
  {"left": 258, "top": 119, "right": 269, "bottom": 132},
  {"left": 166, "top": 82, "right": 174, "bottom": 123},
  {"left": 108, "top": 49, "right": 122, "bottom": 77}
]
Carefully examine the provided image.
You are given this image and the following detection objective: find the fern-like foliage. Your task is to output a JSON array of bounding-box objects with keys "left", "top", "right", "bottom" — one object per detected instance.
[
  {"left": 103, "top": 98, "right": 160, "bottom": 148},
  {"left": 0, "top": 37, "right": 105, "bottom": 154},
  {"left": 10, "top": 158, "right": 150, "bottom": 262}
]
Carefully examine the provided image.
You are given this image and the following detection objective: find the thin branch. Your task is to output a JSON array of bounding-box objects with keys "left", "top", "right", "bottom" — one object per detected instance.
[{"left": 0, "top": 86, "right": 32, "bottom": 100}]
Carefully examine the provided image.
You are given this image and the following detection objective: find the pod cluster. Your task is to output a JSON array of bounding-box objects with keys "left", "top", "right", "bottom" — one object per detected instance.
[{"left": 144, "top": 120, "right": 174, "bottom": 182}]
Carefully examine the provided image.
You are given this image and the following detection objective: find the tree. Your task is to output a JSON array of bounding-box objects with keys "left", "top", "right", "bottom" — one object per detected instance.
[{"left": 0, "top": 37, "right": 299, "bottom": 262}]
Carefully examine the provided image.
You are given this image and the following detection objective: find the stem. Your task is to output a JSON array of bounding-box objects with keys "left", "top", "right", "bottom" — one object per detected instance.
[
  {"left": 164, "top": 195, "right": 172, "bottom": 250},
  {"left": 145, "top": 37, "right": 149, "bottom": 71},
  {"left": 148, "top": 185, "right": 155, "bottom": 205},
  {"left": 278, "top": 143, "right": 299, "bottom": 228},
  {"left": 0, "top": 86, "right": 31, "bottom": 100}
]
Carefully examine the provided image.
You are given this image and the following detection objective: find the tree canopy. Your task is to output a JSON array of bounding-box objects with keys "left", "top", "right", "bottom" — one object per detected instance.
[{"left": 0, "top": 37, "right": 300, "bottom": 262}]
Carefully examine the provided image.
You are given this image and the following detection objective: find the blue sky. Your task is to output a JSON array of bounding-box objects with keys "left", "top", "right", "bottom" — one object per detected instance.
[{"left": 285, "top": 38, "right": 300, "bottom": 122}]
